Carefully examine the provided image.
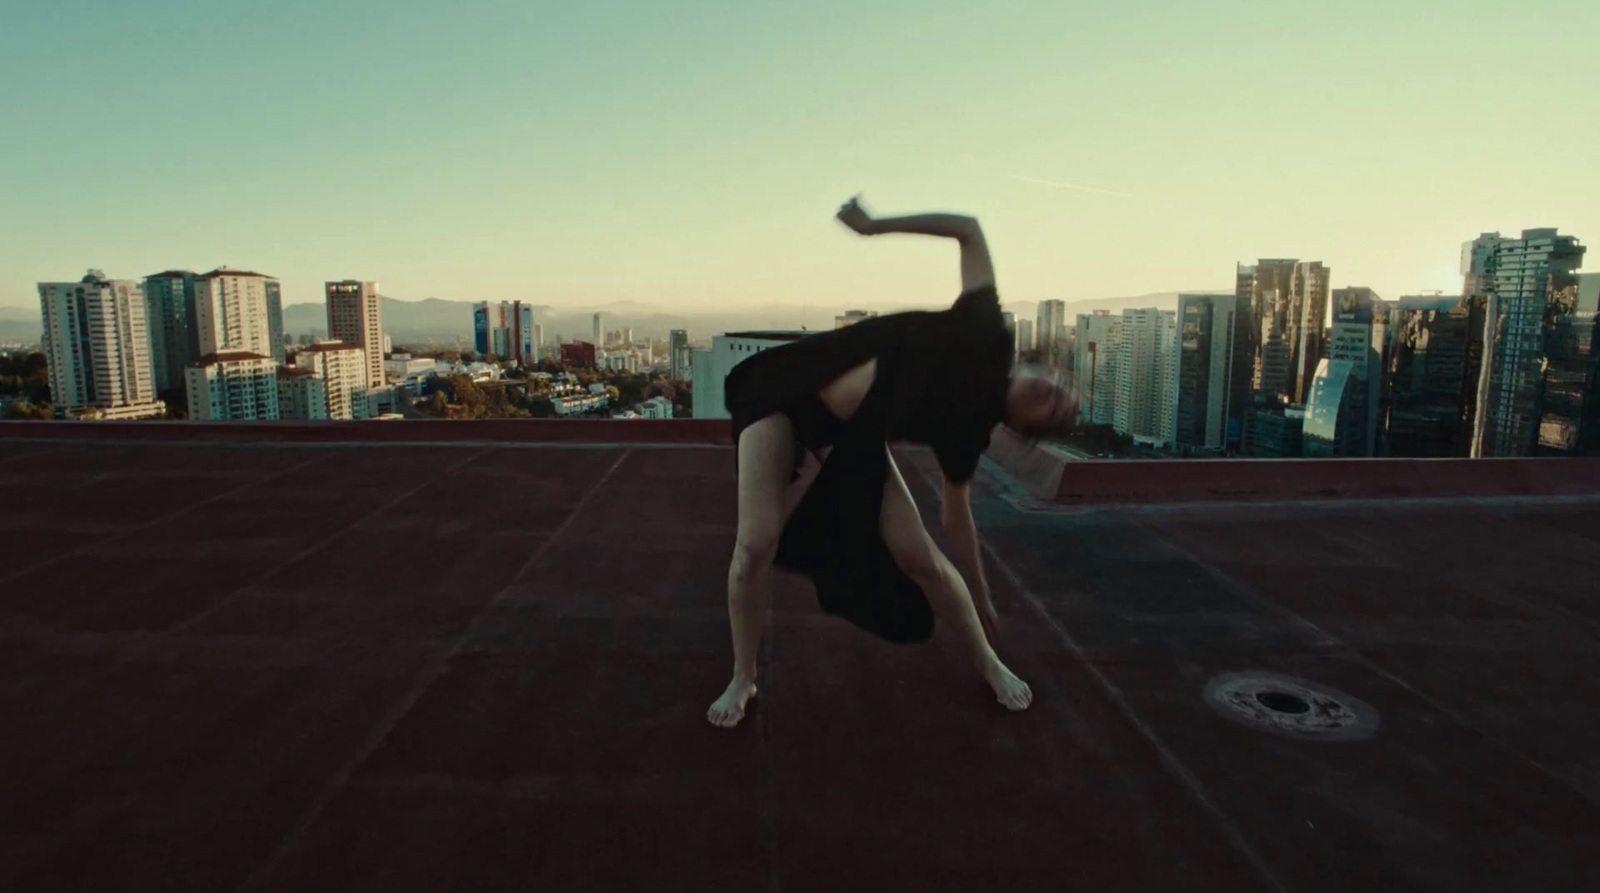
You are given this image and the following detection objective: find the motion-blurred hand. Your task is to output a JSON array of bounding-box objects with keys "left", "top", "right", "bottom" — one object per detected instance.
[{"left": 835, "top": 196, "right": 877, "bottom": 235}]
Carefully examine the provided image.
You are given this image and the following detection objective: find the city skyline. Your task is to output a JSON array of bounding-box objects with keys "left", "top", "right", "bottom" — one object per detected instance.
[{"left": 4, "top": 2, "right": 1598, "bottom": 315}]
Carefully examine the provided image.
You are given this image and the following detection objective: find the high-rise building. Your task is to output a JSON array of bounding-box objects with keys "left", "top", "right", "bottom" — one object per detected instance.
[
  {"left": 1016, "top": 318, "right": 1035, "bottom": 358},
  {"left": 1113, "top": 308, "right": 1174, "bottom": 442},
  {"left": 517, "top": 303, "right": 534, "bottom": 363},
  {"left": 534, "top": 323, "right": 545, "bottom": 364},
  {"left": 473, "top": 302, "right": 491, "bottom": 355},
  {"left": 186, "top": 351, "right": 279, "bottom": 420},
  {"left": 593, "top": 313, "right": 604, "bottom": 351},
  {"left": 1538, "top": 270, "right": 1600, "bottom": 454},
  {"left": 1156, "top": 310, "right": 1178, "bottom": 445},
  {"left": 1074, "top": 311, "right": 1121, "bottom": 427},
  {"left": 1385, "top": 295, "right": 1486, "bottom": 457},
  {"left": 1461, "top": 233, "right": 1504, "bottom": 296},
  {"left": 1313, "top": 287, "right": 1389, "bottom": 456},
  {"left": 669, "top": 329, "right": 689, "bottom": 380},
  {"left": 324, "top": 280, "right": 384, "bottom": 389},
  {"left": 193, "top": 268, "right": 284, "bottom": 364},
  {"left": 1237, "top": 259, "right": 1329, "bottom": 406},
  {"left": 1470, "top": 228, "right": 1587, "bottom": 457},
  {"left": 1037, "top": 299, "right": 1067, "bottom": 361},
  {"left": 37, "top": 271, "right": 162, "bottom": 417},
  {"left": 835, "top": 310, "right": 877, "bottom": 329},
  {"left": 143, "top": 270, "right": 197, "bottom": 393},
  {"left": 1173, "top": 293, "right": 1248, "bottom": 451},
  {"left": 294, "top": 341, "right": 369, "bottom": 420}
]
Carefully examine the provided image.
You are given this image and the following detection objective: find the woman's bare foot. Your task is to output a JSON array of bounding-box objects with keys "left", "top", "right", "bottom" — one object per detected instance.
[
  {"left": 707, "top": 676, "right": 758, "bottom": 728},
  {"left": 982, "top": 657, "right": 1033, "bottom": 711}
]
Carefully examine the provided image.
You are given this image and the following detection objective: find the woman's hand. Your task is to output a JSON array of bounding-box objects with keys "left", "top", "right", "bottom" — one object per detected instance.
[{"left": 835, "top": 196, "right": 878, "bottom": 235}]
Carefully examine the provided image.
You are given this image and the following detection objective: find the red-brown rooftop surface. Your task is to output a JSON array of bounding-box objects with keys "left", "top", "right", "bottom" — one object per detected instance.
[{"left": 3, "top": 420, "right": 1600, "bottom": 892}]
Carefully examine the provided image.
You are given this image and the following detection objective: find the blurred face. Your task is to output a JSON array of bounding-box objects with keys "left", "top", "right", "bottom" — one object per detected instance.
[{"left": 1004, "top": 377, "right": 1076, "bottom": 436}]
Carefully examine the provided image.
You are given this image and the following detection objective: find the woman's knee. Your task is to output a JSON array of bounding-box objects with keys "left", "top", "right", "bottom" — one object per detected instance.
[
  {"left": 730, "top": 528, "right": 779, "bottom": 583},
  {"left": 891, "top": 537, "right": 947, "bottom": 587}
]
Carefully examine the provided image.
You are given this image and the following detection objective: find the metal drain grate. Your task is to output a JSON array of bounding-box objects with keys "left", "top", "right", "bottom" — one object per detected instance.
[{"left": 1203, "top": 671, "right": 1379, "bottom": 742}]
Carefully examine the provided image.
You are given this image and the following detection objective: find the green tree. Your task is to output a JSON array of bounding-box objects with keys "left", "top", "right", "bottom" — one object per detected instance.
[
  {"left": 6, "top": 401, "right": 53, "bottom": 420},
  {"left": 427, "top": 391, "right": 448, "bottom": 416}
]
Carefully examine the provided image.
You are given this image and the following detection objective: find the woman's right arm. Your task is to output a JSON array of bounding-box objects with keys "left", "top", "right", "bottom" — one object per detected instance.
[{"left": 836, "top": 198, "right": 995, "bottom": 293}]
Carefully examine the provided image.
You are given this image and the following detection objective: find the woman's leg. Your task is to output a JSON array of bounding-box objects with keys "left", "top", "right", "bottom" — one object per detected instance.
[
  {"left": 708, "top": 413, "right": 795, "bottom": 728},
  {"left": 878, "top": 449, "right": 1032, "bottom": 711}
]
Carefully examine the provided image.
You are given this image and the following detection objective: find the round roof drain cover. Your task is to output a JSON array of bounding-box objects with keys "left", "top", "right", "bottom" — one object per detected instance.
[{"left": 1203, "top": 671, "right": 1379, "bottom": 742}]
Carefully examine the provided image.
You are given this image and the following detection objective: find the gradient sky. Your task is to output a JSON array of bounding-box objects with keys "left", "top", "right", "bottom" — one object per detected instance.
[{"left": 3, "top": 0, "right": 1596, "bottom": 326}]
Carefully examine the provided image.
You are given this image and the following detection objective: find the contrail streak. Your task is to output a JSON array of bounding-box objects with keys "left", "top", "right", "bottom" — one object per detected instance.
[{"left": 1010, "top": 175, "right": 1134, "bottom": 198}]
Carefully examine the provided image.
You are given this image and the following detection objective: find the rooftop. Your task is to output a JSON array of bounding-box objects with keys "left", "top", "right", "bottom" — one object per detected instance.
[
  {"left": 2, "top": 420, "right": 1599, "bottom": 892},
  {"left": 194, "top": 350, "right": 273, "bottom": 366},
  {"left": 198, "top": 268, "right": 275, "bottom": 280}
]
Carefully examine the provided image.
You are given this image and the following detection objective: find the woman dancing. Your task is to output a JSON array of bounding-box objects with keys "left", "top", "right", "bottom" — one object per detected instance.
[{"left": 708, "top": 197, "right": 1076, "bottom": 728}]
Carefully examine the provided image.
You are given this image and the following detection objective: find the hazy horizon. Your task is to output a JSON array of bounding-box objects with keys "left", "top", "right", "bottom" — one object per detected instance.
[{"left": 4, "top": 1, "right": 1596, "bottom": 315}]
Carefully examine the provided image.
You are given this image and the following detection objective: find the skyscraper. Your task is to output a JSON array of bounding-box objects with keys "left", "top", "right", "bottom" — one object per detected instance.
[
  {"left": 325, "top": 280, "right": 384, "bottom": 389},
  {"left": 1385, "top": 295, "right": 1485, "bottom": 457},
  {"left": 1173, "top": 294, "right": 1247, "bottom": 451},
  {"left": 534, "top": 323, "right": 545, "bottom": 364},
  {"left": 593, "top": 313, "right": 604, "bottom": 351},
  {"left": 193, "top": 268, "right": 285, "bottom": 364},
  {"left": 1074, "top": 311, "right": 1121, "bottom": 427},
  {"left": 142, "top": 270, "right": 197, "bottom": 393},
  {"left": 669, "top": 329, "right": 689, "bottom": 380},
  {"left": 1157, "top": 310, "right": 1178, "bottom": 445},
  {"left": 1037, "top": 299, "right": 1066, "bottom": 362},
  {"left": 1016, "top": 318, "right": 1035, "bottom": 357},
  {"left": 1237, "top": 259, "right": 1328, "bottom": 405},
  {"left": 1461, "top": 233, "right": 1503, "bottom": 296},
  {"left": 1113, "top": 308, "right": 1173, "bottom": 442},
  {"left": 517, "top": 303, "right": 534, "bottom": 363},
  {"left": 473, "top": 302, "right": 491, "bottom": 355},
  {"left": 1537, "top": 270, "right": 1600, "bottom": 454},
  {"left": 37, "top": 271, "right": 161, "bottom": 417},
  {"left": 1311, "top": 287, "right": 1388, "bottom": 456},
  {"left": 1470, "top": 228, "right": 1587, "bottom": 457}
]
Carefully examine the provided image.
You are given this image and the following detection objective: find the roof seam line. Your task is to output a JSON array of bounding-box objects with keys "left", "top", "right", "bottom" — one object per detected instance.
[{"left": 233, "top": 447, "right": 634, "bottom": 893}]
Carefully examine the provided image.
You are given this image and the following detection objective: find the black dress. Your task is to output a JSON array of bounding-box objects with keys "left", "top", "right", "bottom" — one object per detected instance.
[{"left": 725, "top": 285, "right": 1013, "bottom": 643}]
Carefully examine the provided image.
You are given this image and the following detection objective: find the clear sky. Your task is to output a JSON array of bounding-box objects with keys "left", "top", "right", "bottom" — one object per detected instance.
[{"left": 2, "top": 0, "right": 1596, "bottom": 320}]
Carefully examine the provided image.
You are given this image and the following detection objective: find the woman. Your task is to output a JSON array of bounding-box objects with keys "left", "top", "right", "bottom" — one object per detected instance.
[{"left": 707, "top": 197, "right": 1076, "bottom": 729}]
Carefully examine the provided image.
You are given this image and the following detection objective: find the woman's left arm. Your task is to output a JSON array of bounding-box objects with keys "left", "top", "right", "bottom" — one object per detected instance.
[{"left": 941, "top": 478, "right": 1000, "bottom": 634}]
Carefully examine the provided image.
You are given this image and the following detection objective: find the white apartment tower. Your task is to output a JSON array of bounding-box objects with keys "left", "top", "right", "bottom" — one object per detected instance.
[
  {"left": 325, "top": 280, "right": 385, "bottom": 389},
  {"left": 186, "top": 351, "right": 279, "bottom": 421},
  {"left": 1113, "top": 308, "right": 1177, "bottom": 443},
  {"left": 1016, "top": 318, "right": 1035, "bottom": 357},
  {"left": 193, "top": 268, "right": 285, "bottom": 364},
  {"left": 1074, "top": 311, "right": 1122, "bottom": 427},
  {"left": 37, "top": 271, "right": 160, "bottom": 416},
  {"left": 294, "top": 341, "right": 369, "bottom": 420}
]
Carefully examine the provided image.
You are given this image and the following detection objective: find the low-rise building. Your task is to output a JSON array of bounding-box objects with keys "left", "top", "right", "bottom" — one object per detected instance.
[
  {"left": 638, "top": 395, "right": 673, "bottom": 419},
  {"left": 186, "top": 351, "right": 279, "bottom": 421}
]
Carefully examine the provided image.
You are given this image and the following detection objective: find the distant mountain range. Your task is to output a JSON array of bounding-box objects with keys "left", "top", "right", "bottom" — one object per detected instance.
[{"left": 0, "top": 290, "right": 1230, "bottom": 349}]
